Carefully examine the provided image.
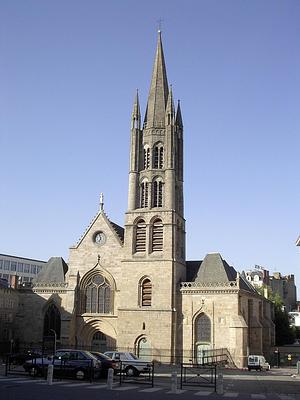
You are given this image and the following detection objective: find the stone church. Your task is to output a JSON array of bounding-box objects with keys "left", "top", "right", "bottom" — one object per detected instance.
[{"left": 16, "top": 32, "right": 274, "bottom": 368}]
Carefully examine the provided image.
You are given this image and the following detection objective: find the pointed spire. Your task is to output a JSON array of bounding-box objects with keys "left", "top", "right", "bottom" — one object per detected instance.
[
  {"left": 175, "top": 100, "right": 183, "bottom": 127},
  {"left": 165, "top": 85, "right": 175, "bottom": 125},
  {"left": 144, "top": 31, "right": 169, "bottom": 129},
  {"left": 131, "top": 89, "right": 141, "bottom": 129}
]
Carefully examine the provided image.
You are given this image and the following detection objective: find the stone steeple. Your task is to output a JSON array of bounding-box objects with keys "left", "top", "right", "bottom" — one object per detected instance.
[{"left": 144, "top": 31, "right": 169, "bottom": 129}]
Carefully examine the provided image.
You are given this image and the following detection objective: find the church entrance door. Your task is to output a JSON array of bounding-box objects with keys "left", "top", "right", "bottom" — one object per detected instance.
[
  {"left": 137, "top": 337, "right": 151, "bottom": 360},
  {"left": 91, "top": 331, "right": 107, "bottom": 352}
]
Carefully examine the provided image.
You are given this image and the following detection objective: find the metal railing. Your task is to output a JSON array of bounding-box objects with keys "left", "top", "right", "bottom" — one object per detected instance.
[{"left": 180, "top": 363, "right": 217, "bottom": 391}]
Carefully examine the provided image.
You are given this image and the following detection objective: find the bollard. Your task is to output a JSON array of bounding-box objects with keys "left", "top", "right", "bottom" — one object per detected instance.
[
  {"left": 47, "top": 364, "right": 54, "bottom": 385},
  {"left": 216, "top": 371, "right": 224, "bottom": 395},
  {"left": 107, "top": 368, "right": 114, "bottom": 390},
  {"left": 171, "top": 371, "right": 178, "bottom": 393}
]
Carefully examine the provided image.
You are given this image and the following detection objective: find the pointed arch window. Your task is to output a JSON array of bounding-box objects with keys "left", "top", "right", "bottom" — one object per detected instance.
[
  {"left": 82, "top": 274, "right": 111, "bottom": 314},
  {"left": 153, "top": 144, "right": 164, "bottom": 169},
  {"left": 143, "top": 147, "right": 150, "bottom": 170},
  {"left": 153, "top": 180, "right": 163, "bottom": 207},
  {"left": 140, "top": 181, "right": 149, "bottom": 208},
  {"left": 152, "top": 218, "right": 163, "bottom": 252},
  {"left": 195, "top": 314, "right": 211, "bottom": 343},
  {"left": 140, "top": 278, "right": 152, "bottom": 306},
  {"left": 43, "top": 303, "right": 61, "bottom": 339},
  {"left": 135, "top": 219, "right": 146, "bottom": 252}
]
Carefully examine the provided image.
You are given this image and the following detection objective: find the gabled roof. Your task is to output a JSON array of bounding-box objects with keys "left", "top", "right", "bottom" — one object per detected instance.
[
  {"left": 72, "top": 211, "right": 124, "bottom": 248},
  {"left": 34, "top": 257, "right": 68, "bottom": 284}
]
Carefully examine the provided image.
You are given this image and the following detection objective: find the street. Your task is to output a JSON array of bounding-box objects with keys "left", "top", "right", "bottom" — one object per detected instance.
[{"left": 0, "top": 368, "right": 300, "bottom": 400}]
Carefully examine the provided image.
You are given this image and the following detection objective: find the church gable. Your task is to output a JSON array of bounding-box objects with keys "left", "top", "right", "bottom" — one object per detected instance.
[{"left": 70, "top": 211, "right": 124, "bottom": 251}]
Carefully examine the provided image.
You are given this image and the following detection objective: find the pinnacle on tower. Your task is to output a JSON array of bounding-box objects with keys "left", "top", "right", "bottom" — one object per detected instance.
[
  {"left": 131, "top": 89, "right": 141, "bottom": 130},
  {"left": 144, "top": 31, "right": 169, "bottom": 129},
  {"left": 175, "top": 100, "right": 183, "bottom": 127},
  {"left": 165, "top": 85, "right": 175, "bottom": 125}
]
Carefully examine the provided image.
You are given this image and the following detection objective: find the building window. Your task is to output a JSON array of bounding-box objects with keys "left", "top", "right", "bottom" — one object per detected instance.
[
  {"left": 0, "top": 260, "right": 3, "bottom": 269},
  {"left": 43, "top": 303, "right": 61, "bottom": 339},
  {"left": 10, "top": 262, "right": 17, "bottom": 272},
  {"left": 135, "top": 219, "right": 146, "bottom": 252},
  {"left": 24, "top": 264, "right": 30, "bottom": 273},
  {"left": 4, "top": 261, "right": 10, "bottom": 271},
  {"left": 143, "top": 147, "right": 150, "bottom": 169},
  {"left": 141, "top": 278, "right": 152, "bottom": 306},
  {"left": 31, "top": 265, "right": 37, "bottom": 274},
  {"left": 153, "top": 145, "right": 164, "bottom": 169},
  {"left": 17, "top": 263, "right": 24, "bottom": 272},
  {"left": 153, "top": 180, "right": 163, "bottom": 207},
  {"left": 140, "top": 181, "right": 149, "bottom": 208},
  {"left": 152, "top": 219, "right": 163, "bottom": 252},
  {"left": 195, "top": 314, "right": 211, "bottom": 343},
  {"left": 82, "top": 274, "right": 111, "bottom": 314}
]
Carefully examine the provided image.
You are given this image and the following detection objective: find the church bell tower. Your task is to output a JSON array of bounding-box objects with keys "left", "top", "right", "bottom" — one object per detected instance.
[{"left": 119, "top": 31, "right": 186, "bottom": 361}]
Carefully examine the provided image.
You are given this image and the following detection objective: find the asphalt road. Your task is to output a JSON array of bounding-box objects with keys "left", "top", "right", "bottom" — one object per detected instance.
[{"left": 0, "top": 367, "right": 300, "bottom": 400}]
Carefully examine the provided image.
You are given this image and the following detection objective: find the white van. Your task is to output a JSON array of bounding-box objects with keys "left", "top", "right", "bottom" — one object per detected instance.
[{"left": 248, "top": 355, "right": 270, "bottom": 371}]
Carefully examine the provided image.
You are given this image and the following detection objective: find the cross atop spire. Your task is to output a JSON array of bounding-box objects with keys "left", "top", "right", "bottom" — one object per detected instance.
[{"left": 144, "top": 31, "right": 169, "bottom": 129}]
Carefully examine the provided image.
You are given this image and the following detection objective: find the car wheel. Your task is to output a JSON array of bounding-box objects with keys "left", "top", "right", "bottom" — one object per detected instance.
[
  {"left": 125, "top": 366, "right": 139, "bottom": 377},
  {"left": 75, "top": 369, "right": 86, "bottom": 380}
]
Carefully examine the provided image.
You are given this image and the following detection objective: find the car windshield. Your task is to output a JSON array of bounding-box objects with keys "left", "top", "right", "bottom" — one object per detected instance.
[
  {"left": 92, "top": 352, "right": 112, "bottom": 360},
  {"left": 85, "top": 351, "right": 98, "bottom": 360}
]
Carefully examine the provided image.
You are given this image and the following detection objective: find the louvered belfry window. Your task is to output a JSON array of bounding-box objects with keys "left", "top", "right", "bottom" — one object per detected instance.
[
  {"left": 140, "top": 182, "right": 148, "bottom": 208},
  {"left": 159, "top": 147, "right": 164, "bottom": 169},
  {"left": 153, "top": 145, "right": 164, "bottom": 169},
  {"left": 135, "top": 219, "right": 146, "bottom": 252},
  {"left": 144, "top": 147, "right": 150, "bottom": 169},
  {"left": 153, "top": 180, "right": 163, "bottom": 207},
  {"left": 152, "top": 218, "right": 163, "bottom": 251},
  {"left": 142, "top": 279, "right": 152, "bottom": 306}
]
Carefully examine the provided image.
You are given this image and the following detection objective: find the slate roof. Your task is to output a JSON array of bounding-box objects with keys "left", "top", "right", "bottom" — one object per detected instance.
[
  {"left": 186, "top": 253, "right": 256, "bottom": 293},
  {"left": 109, "top": 220, "right": 124, "bottom": 243},
  {"left": 34, "top": 257, "right": 68, "bottom": 284}
]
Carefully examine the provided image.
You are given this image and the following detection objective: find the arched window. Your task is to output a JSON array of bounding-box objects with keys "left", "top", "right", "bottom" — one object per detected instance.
[
  {"left": 43, "top": 303, "right": 61, "bottom": 339},
  {"left": 82, "top": 274, "right": 111, "bottom": 314},
  {"left": 153, "top": 180, "right": 163, "bottom": 207},
  {"left": 141, "top": 278, "right": 152, "bottom": 306},
  {"left": 153, "top": 144, "right": 164, "bottom": 169},
  {"left": 140, "top": 181, "right": 149, "bottom": 208},
  {"left": 143, "top": 147, "right": 150, "bottom": 169},
  {"left": 195, "top": 314, "right": 211, "bottom": 343},
  {"left": 152, "top": 218, "right": 163, "bottom": 252},
  {"left": 135, "top": 219, "right": 146, "bottom": 252}
]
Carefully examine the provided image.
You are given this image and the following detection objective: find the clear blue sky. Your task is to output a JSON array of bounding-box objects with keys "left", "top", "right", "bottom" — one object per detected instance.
[{"left": 1, "top": 1, "right": 299, "bottom": 292}]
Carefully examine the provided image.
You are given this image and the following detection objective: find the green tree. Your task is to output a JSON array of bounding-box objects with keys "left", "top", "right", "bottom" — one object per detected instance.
[{"left": 256, "top": 285, "right": 295, "bottom": 346}]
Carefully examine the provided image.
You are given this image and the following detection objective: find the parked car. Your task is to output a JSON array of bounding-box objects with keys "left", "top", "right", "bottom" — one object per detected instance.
[
  {"left": 23, "top": 349, "right": 102, "bottom": 380},
  {"left": 90, "top": 352, "right": 120, "bottom": 376},
  {"left": 103, "top": 351, "right": 151, "bottom": 376},
  {"left": 247, "top": 355, "right": 270, "bottom": 371}
]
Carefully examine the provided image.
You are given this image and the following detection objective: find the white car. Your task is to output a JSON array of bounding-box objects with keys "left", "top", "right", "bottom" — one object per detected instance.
[
  {"left": 104, "top": 351, "right": 151, "bottom": 376},
  {"left": 248, "top": 355, "right": 270, "bottom": 371}
]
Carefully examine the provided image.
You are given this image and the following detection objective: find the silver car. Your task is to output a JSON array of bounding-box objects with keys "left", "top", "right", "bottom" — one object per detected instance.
[{"left": 104, "top": 351, "right": 151, "bottom": 376}]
